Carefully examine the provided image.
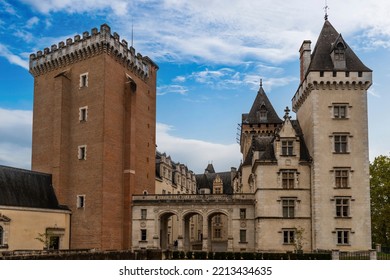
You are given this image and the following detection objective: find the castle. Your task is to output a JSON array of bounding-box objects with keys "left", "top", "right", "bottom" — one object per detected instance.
[{"left": 0, "top": 18, "right": 372, "bottom": 253}]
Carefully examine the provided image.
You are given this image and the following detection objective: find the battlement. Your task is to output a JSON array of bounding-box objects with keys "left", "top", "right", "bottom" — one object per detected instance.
[{"left": 29, "top": 23, "right": 158, "bottom": 78}]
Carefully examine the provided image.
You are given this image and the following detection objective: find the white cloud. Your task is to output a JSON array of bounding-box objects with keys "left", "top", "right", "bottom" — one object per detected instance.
[
  {"left": 173, "top": 76, "right": 186, "bottom": 83},
  {"left": 0, "top": 43, "right": 29, "bottom": 69},
  {"left": 0, "top": 108, "right": 32, "bottom": 169},
  {"left": 26, "top": 16, "right": 39, "bottom": 28},
  {"left": 157, "top": 84, "right": 188, "bottom": 96},
  {"left": 0, "top": 0, "right": 18, "bottom": 16},
  {"left": 20, "top": 0, "right": 130, "bottom": 16},
  {"left": 156, "top": 123, "right": 241, "bottom": 174}
]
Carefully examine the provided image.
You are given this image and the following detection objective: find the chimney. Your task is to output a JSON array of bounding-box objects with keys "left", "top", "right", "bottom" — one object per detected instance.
[{"left": 299, "top": 40, "right": 311, "bottom": 82}]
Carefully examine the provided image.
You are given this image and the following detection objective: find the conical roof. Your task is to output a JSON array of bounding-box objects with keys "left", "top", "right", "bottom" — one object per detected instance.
[
  {"left": 242, "top": 85, "right": 282, "bottom": 124},
  {"left": 308, "top": 20, "right": 372, "bottom": 72}
]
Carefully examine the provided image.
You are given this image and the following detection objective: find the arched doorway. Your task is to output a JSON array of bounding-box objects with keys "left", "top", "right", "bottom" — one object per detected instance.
[
  {"left": 207, "top": 211, "right": 229, "bottom": 252},
  {"left": 159, "top": 212, "right": 179, "bottom": 250},
  {"left": 182, "top": 211, "right": 203, "bottom": 251}
]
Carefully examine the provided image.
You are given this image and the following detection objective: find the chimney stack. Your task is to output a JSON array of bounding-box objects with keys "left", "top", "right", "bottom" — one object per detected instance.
[{"left": 299, "top": 40, "right": 311, "bottom": 82}]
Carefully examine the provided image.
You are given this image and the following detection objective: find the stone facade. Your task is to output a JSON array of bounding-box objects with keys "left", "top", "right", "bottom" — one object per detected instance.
[
  {"left": 29, "top": 24, "right": 158, "bottom": 250},
  {"left": 0, "top": 166, "right": 71, "bottom": 251},
  {"left": 26, "top": 19, "right": 371, "bottom": 252},
  {"left": 292, "top": 20, "right": 372, "bottom": 251},
  {"left": 132, "top": 19, "right": 372, "bottom": 253}
]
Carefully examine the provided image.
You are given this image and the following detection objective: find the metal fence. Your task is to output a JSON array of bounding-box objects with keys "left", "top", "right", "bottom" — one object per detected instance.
[{"left": 339, "top": 251, "right": 371, "bottom": 260}]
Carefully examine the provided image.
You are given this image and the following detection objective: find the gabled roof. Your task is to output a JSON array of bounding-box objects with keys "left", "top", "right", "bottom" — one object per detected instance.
[
  {"left": 195, "top": 172, "right": 233, "bottom": 194},
  {"left": 205, "top": 163, "right": 216, "bottom": 174},
  {"left": 0, "top": 165, "right": 69, "bottom": 210},
  {"left": 196, "top": 163, "right": 233, "bottom": 194},
  {"left": 308, "top": 20, "right": 372, "bottom": 72},
  {"left": 242, "top": 85, "right": 283, "bottom": 125},
  {"left": 243, "top": 119, "right": 311, "bottom": 164}
]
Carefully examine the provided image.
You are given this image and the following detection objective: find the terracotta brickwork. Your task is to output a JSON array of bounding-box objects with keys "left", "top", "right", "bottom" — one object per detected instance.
[{"left": 30, "top": 24, "right": 158, "bottom": 250}]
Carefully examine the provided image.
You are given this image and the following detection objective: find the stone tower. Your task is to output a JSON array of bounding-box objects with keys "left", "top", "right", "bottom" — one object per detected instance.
[
  {"left": 238, "top": 83, "right": 283, "bottom": 193},
  {"left": 29, "top": 24, "right": 158, "bottom": 250},
  {"left": 292, "top": 20, "right": 372, "bottom": 250}
]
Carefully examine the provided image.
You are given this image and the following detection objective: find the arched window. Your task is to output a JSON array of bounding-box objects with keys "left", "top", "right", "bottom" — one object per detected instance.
[
  {"left": 335, "top": 42, "right": 345, "bottom": 61},
  {"left": 0, "top": 226, "right": 3, "bottom": 245},
  {"left": 258, "top": 105, "right": 268, "bottom": 121}
]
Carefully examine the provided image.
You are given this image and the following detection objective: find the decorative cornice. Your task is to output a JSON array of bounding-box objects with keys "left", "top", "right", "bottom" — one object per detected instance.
[
  {"left": 292, "top": 71, "right": 372, "bottom": 112},
  {"left": 29, "top": 24, "right": 158, "bottom": 78}
]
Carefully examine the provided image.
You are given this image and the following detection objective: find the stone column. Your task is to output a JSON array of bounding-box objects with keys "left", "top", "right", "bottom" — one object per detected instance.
[
  {"left": 369, "top": 249, "right": 377, "bottom": 260},
  {"left": 227, "top": 209, "right": 233, "bottom": 251},
  {"left": 332, "top": 250, "right": 340, "bottom": 260},
  {"left": 202, "top": 214, "right": 208, "bottom": 251}
]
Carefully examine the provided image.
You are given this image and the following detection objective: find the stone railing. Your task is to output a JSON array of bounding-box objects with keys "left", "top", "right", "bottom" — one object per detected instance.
[{"left": 132, "top": 193, "right": 255, "bottom": 203}]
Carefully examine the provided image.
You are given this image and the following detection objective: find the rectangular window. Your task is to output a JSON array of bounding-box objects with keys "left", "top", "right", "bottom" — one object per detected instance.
[
  {"left": 281, "top": 140, "right": 294, "bottom": 156},
  {"left": 79, "top": 106, "right": 88, "bottom": 122},
  {"left": 80, "top": 73, "right": 88, "bottom": 88},
  {"left": 141, "top": 229, "right": 147, "bottom": 241},
  {"left": 334, "top": 135, "right": 348, "bottom": 153},
  {"left": 78, "top": 145, "right": 87, "bottom": 160},
  {"left": 336, "top": 198, "right": 350, "bottom": 217},
  {"left": 214, "top": 228, "right": 221, "bottom": 239},
  {"left": 333, "top": 105, "right": 347, "bottom": 119},
  {"left": 240, "top": 229, "right": 247, "bottom": 243},
  {"left": 282, "top": 171, "right": 295, "bottom": 189},
  {"left": 282, "top": 199, "right": 295, "bottom": 218},
  {"left": 141, "top": 209, "right": 147, "bottom": 219},
  {"left": 215, "top": 214, "right": 221, "bottom": 224},
  {"left": 240, "top": 208, "right": 246, "bottom": 219},
  {"left": 283, "top": 230, "right": 295, "bottom": 244},
  {"left": 77, "top": 195, "right": 85, "bottom": 208},
  {"left": 214, "top": 187, "right": 222, "bottom": 194},
  {"left": 335, "top": 169, "right": 349, "bottom": 188},
  {"left": 337, "top": 230, "right": 350, "bottom": 245}
]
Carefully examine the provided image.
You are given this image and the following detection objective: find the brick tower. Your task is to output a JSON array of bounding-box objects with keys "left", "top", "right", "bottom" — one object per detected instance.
[{"left": 29, "top": 24, "right": 158, "bottom": 250}]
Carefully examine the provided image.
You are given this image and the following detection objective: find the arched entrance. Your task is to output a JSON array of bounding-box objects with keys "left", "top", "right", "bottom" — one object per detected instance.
[
  {"left": 159, "top": 211, "right": 179, "bottom": 250},
  {"left": 182, "top": 211, "right": 203, "bottom": 251},
  {"left": 207, "top": 211, "right": 229, "bottom": 252}
]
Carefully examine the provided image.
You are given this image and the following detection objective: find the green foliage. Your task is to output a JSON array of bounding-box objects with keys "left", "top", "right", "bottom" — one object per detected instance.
[
  {"left": 35, "top": 232, "right": 53, "bottom": 250},
  {"left": 172, "top": 251, "right": 180, "bottom": 259},
  {"left": 370, "top": 155, "right": 390, "bottom": 247},
  {"left": 185, "top": 251, "right": 193, "bottom": 259}
]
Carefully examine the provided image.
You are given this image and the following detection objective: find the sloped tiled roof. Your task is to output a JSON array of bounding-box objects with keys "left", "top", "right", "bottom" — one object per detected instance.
[
  {"left": 291, "top": 120, "right": 312, "bottom": 162},
  {"left": 242, "top": 86, "right": 283, "bottom": 125},
  {"left": 196, "top": 164, "right": 233, "bottom": 194},
  {"left": 0, "top": 165, "right": 69, "bottom": 210},
  {"left": 308, "top": 20, "right": 372, "bottom": 72},
  {"left": 242, "top": 120, "right": 311, "bottom": 164}
]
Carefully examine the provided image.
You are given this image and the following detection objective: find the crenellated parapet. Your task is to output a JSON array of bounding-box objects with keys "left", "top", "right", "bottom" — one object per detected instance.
[
  {"left": 29, "top": 23, "right": 158, "bottom": 78},
  {"left": 292, "top": 71, "right": 372, "bottom": 112}
]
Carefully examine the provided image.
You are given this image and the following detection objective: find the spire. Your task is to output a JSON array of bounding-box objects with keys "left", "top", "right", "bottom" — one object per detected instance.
[
  {"left": 308, "top": 20, "right": 372, "bottom": 72},
  {"left": 283, "top": 106, "right": 291, "bottom": 120},
  {"left": 324, "top": 0, "right": 329, "bottom": 21},
  {"left": 243, "top": 80, "right": 283, "bottom": 125}
]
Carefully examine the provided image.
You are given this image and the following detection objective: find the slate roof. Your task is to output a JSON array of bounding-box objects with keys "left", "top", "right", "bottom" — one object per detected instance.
[
  {"left": 242, "top": 85, "right": 283, "bottom": 125},
  {"left": 242, "top": 120, "right": 311, "bottom": 166},
  {"left": 291, "top": 120, "right": 312, "bottom": 162},
  {"left": 308, "top": 20, "right": 372, "bottom": 72},
  {"left": 0, "top": 165, "right": 68, "bottom": 210},
  {"left": 196, "top": 164, "right": 233, "bottom": 194}
]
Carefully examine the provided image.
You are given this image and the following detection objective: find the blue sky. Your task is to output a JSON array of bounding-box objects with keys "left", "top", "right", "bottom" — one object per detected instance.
[{"left": 0, "top": 0, "right": 389, "bottom": 174}]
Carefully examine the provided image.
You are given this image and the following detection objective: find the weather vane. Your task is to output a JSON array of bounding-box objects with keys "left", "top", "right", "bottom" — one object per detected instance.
[{"left": 324, "top": 0, "right": 329, "bottom": 20}]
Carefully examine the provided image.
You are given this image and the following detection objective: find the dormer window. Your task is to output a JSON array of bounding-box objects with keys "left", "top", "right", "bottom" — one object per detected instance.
[
  {"left": 334, "top": 42, "right": 345, "bottom": 61},
  {"left": 258, "top": 105, "right": 267, "bottom": 121},
  {"left": 331, "top": 38, "right": 347, "bottom": 69},
  {"left": 281, "top": 140, "right": 294, "bottom": 156}
]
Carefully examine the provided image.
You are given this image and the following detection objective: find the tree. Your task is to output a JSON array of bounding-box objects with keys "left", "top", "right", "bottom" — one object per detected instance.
[{"left": 370, "top": 155, "right": 390, "bottom": 248}]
